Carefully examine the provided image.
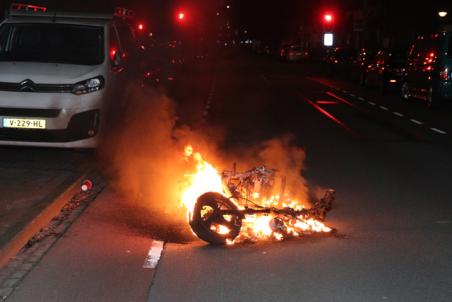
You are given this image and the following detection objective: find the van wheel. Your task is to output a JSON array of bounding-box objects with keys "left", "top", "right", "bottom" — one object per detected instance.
[
  {"left": 401, "top": 82, "right": 410, "bottom": 101},
  {"left": 426, "top": 87, "right": 440, "bottom": 109}
]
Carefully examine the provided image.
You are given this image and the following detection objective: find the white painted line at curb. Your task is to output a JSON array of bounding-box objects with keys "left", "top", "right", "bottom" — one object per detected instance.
[
  {"left": 430, "top": 127, "right": 448, "bottom": 135},
  {"left": 379, "top": 106, "right": 389, "bottom": 111},
  {"left": 410, "top": 118, "right": 424, "bottom": 125},
  {"left": 393, "top": 112, "right": 404, "bottom": 117},
  {"left": 143, "top": 240, "right": 164, "bottom": 269}
]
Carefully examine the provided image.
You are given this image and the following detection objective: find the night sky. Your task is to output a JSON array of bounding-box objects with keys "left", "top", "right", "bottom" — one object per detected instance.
[{"left": 1, "top": 0, "right": 451, "bottom": 45}]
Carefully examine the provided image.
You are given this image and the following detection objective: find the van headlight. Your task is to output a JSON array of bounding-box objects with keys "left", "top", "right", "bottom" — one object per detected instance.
[{"left": 72, "top": 76, "right": 105, "bottom": 95}]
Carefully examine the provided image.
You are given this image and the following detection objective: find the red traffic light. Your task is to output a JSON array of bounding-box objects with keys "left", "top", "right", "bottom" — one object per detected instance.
[
  {"left": 175, "top": 8, "right": 189, "bottom": 25},
  {"left": 323, "top": 13, "right": 333, "bottom": 23}
]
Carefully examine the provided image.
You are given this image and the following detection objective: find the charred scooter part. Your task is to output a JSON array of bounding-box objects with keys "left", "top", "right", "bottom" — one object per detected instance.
[
  {"left": 189, "top": 192, "right": 242, "bottom": 245},
  {"left": 189, "top": 189, "right": 335, "bottom": 245},
  {"left": 308, "top": 189, "right": 335, "bottom": 221}
]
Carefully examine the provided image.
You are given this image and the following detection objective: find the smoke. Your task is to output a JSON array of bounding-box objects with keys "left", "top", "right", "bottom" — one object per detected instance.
[
  {"left": 101, "top": 85, "right": 178, "bottom": 213},
  {"left": 99, "top": 84, "right": 309, "bottom": 241},
  {"left": 222, "top": 135, "right": 309, "bottom": 204}
]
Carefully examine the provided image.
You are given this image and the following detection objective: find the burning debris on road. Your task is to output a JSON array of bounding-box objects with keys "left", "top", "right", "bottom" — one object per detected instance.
[{"left": 181, "top": 146, "right": 335, "bottom": 245}]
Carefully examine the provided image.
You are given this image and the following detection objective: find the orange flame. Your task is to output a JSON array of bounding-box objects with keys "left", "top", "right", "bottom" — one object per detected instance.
[
  {"left": 181, "top": 145, "right": 224, "bottom": 220},
  {"left": 180, "top": 146, "right": 332, "bottom": 244}
]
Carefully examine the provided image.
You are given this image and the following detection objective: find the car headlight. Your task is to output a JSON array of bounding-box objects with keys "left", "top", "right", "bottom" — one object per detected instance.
[{"left": 72, "top": 76, "right": 105, "bottom": 95}]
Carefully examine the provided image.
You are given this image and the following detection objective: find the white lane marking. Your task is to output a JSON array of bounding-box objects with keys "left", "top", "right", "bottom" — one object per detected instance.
[
  {"left": 205, "top": 103, "right": 211, "bottom": 109},
  {"left": 341, "top": 90, "right": 348, "bottom": 93},
  {"left": 393, "top": 112, "right": 404, "bottom": 117},
  {"left": 430, "top": 127, "right": 448, "bottom": 135},
  {"left": 358, "top": 97, "right": 366, "bottom": 101},
  {"left": 143, "top": 240, "right": 165, "bottom": 269},
  {"left": 435, "top": 220, "right": 451, "bottom": 224},
  {"left": 379, "top": 106, "right": 389, "bottom": 111},
  {"left": 203, "top": 110, "right": 209, "bottom": 116},
  {"left": 410, "top": 118, "right": 424, "bottom": 125},
  {"left": 368, "top": 101, "right": 376, "bottom": 106},
  {"left": 350, "top": 93, "right": 356, "bottom": 97}
]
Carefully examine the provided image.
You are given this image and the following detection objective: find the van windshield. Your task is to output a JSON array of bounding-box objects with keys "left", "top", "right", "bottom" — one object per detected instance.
[{"left": 0, "top": 23, "right": 104, "bottom": 65}]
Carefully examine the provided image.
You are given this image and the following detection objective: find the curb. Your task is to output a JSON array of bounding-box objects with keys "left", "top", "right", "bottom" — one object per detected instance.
[{"left": 0, "top": 174, "right": 87, "bottom": 269}]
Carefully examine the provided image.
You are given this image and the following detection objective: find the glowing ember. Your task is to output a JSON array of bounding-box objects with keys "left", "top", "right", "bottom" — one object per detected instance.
[{"left": 181, "top": 146, "right": 333, "bottom": 245}]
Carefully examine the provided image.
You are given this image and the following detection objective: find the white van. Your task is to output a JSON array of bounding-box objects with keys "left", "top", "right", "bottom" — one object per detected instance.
[{"left": 0, "top": 4, "right": 137, "bottom": 148}]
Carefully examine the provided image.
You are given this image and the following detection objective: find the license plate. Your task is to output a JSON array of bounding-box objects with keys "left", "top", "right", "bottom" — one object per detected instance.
[{"left": 3, "top": 118, "right": 46, "bottom": 129}]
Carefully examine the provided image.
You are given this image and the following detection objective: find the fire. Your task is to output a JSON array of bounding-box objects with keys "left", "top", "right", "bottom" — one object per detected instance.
[
  {"left": 181, "top": 145, "right": 224, "bottom": 220},
  {"left": 180, "top": 145, "right": 332, "bottom": 244}
]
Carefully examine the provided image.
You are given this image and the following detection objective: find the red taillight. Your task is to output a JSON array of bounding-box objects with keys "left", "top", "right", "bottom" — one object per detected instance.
[
  {"left": 109, "top": 48, "right": 117, "bottom": 61},
  {"left": 11, "top": 3, "right": 47, "bottom": 12},
  {"left": 439, "top": 68, "right": 450, "bottom": 81}
]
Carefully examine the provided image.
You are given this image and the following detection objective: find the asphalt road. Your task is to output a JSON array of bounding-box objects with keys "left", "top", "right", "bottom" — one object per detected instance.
[
  {"left": 4, "top": 54, "right": 452, "bottom": 301},
  {"left": 148, "top": 56, "right": 452, "bottom": 301}
]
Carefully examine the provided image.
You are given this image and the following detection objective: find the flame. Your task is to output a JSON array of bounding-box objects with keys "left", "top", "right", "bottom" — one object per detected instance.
[
  {"left": 180, "top": 146, "right": 332, "bottom": 244},
  {"left": 181, "top": 146, "right": 224, "bottom": 220}
]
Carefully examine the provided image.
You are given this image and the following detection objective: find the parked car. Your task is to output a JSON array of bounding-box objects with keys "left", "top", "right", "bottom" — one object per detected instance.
[
  {"left": 363, "top": 48, "right": 407, "bottom": 92},
  {"left": 280, "top": 45, "right": 308, "bottom": 61},
  {"left": 324, "top": 47, "right": 356, "bottom": 76},
  {"left": 351, "top": 47, "right": 376, "bottom": 84},
  {"left": 0, "top": 4, "right": 140, "bottom": 148},
  {"left": 401, "top": 31, "right": 452, "bottom": 107}
]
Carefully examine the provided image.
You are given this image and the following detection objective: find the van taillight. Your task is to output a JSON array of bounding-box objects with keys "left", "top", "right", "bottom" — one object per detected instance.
[
  {"left": 439, "top": 68, "right": 450, "bottom": 81},
  {"left": 109, "top": 48, "right": 117, "bottom": 61}
]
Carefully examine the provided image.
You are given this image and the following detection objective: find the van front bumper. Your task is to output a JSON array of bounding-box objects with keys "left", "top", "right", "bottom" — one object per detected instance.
[{"left": 0, "top": 109, "right": 100, "bottom": 147}]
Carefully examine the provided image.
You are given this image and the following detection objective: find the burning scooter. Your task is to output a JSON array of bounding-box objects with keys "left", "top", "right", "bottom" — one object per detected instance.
[{"left": 186, "top": 163, "right": 335, "bottom": 245}]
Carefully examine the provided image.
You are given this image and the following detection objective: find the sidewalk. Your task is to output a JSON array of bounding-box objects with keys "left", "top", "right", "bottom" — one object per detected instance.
[
  {"left": 0, "top": 148, "right": 93, "bottom": 267},
  {"left": 5, "top": 187, "right": 157, "bottom": 302}
]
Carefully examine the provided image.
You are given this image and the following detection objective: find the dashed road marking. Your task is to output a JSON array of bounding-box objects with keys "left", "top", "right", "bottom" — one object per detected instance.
[
  {"left": 430, "top": 127, "right": 448, "bottom": 135},
  {"left": 358, "top": 97, "right": 366, "bottom": 101},
  {"left": 410, "top": 118, "right": 424, "bottom": 125},
  {"left": 379, "top": 105, "right": 389, "bottom": 111},
  {"left": 143, "top": 240, "right": 164, "bottom": 269},
  {"left": 435, "top": 220, "right": 451, "bottom": 224},
  {"left": 393, "top": 112, "right": 404, "bottom": 117},
  {"left": 368, "top": 101, "right": 376, "bottom": 106},
  {"left": 341, "top": 90, "right": 348, "bottom": 93},
  {"left": 350, "top": 93, "right": 356, "bottom": 97}
]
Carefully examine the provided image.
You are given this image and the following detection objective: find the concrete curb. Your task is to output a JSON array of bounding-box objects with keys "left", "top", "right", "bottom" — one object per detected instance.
[{"left": 0, "top": 174, "right": 87, "bottom": 269}]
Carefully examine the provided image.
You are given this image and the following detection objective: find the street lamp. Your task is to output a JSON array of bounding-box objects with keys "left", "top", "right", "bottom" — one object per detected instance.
[{"left": 438, "top": 11, "right": 448, "bottom": 18}]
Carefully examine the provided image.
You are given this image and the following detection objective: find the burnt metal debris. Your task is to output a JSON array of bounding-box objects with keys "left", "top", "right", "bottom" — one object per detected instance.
[{"left": 189, "top": 165, "right": 335, "bottom": 245}]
